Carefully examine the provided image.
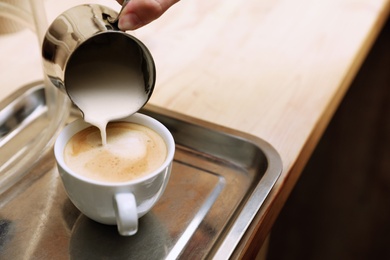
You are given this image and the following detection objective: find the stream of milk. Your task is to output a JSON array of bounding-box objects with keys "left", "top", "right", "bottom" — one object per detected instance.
[{"left": 65, "top": 60, "right": 146, "bottom": 145}]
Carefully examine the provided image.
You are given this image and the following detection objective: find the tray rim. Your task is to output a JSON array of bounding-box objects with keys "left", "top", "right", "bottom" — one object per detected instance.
[{"left": 142, "top": 104, "right": 283, "bottom": 258}]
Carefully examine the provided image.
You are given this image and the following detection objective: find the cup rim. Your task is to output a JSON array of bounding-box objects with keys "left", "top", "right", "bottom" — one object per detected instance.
[{"left": 54, "top": 113, "right": 175, "bottom": 187}]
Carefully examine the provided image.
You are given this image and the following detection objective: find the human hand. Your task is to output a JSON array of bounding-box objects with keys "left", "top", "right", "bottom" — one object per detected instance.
[{"left": 116, "top": 0, "right": 179, "bottom": 30}]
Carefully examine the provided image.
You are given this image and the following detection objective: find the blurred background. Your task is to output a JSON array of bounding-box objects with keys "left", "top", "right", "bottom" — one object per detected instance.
[{"left": 268, "top": 16, "right": 390, "bottom": 260}]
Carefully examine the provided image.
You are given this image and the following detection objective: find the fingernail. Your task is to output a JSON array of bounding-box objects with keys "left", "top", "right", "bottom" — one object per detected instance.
[{"left": 119, "top": 13, "right": 141, "bottom": 30}]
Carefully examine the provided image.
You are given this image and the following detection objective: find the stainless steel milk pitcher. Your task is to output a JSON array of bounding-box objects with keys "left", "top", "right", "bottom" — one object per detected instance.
[{"left": 42, "top": 4, "right": 156, "bottom": 114}]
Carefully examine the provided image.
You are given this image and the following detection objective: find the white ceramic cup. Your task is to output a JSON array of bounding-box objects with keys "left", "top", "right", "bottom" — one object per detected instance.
[{"left": 54, "top": 113, "right": 175, "bottom": 236}]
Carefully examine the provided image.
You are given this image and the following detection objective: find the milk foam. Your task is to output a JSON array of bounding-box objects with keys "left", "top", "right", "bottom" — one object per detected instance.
[
  {"left": 66, "top": 62, "right": 146, "bottom": 145},
  {"left": 64, "top": 34, "right": 148, "bottom": 145},
  {"left": 64, "top": 122, "right": 167, "bottom": 182}
]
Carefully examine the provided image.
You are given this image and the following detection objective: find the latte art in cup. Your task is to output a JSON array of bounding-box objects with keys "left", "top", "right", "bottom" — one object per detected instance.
[
  {"left": 55, "top": 113, "right": 175, "bottom": 235},
  {"left": 64, "top": 122, "right": 167, "bottom": 183}
]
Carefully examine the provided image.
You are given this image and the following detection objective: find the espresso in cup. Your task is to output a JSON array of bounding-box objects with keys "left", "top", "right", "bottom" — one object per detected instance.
[{"left": 64, "top": 122, "right": 167, "bottom": 183}]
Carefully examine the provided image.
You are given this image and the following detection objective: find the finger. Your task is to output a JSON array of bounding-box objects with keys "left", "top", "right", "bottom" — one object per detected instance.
[{"left": 118, "top": 0, "right": 179, "bottom": 30}]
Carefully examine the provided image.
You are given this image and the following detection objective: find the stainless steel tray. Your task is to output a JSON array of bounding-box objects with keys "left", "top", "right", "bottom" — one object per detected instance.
[{"left": 0, "top": 82, "right": 282, "bottom": 259}]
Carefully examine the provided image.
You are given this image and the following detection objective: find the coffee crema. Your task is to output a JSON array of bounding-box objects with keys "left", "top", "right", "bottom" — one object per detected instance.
[{"left": 64, "top": 122, "right": 167, "bottom": 183}]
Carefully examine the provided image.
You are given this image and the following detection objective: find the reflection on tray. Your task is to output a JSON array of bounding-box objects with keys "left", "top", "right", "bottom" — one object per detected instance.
[{"left": 70, "top": 213, "right": 169, "bottom": 260}]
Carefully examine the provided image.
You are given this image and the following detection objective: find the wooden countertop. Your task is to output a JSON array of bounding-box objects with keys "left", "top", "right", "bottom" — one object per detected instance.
[{"left": 1, "top": 0, "right": 389, "bottom": 258}]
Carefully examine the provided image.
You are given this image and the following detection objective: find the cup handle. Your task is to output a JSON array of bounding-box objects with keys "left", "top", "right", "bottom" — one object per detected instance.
[{"left": 113, "top": 193, "right": 138, "bottom": 236}]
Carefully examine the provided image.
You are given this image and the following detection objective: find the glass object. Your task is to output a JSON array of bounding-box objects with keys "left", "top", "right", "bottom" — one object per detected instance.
[{"left": 0, "top": 0, "right": 70, "bottom": 194}]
